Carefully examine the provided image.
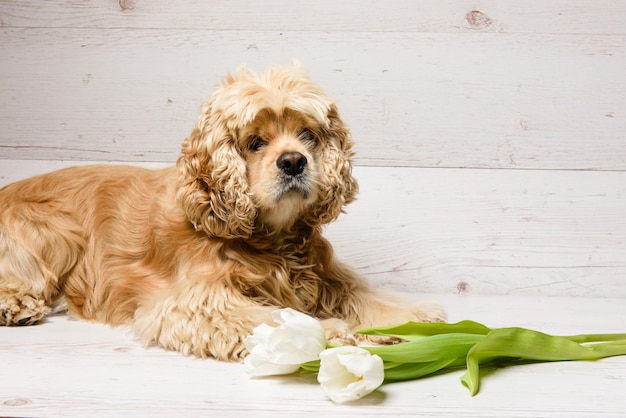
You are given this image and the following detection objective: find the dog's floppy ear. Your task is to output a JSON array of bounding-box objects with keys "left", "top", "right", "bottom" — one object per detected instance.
[
  {"left": 176, "top": 102, "right": 257, "bottom": 239},
  {"left": 306, "top": 104, "right": 359, "bottom": 226}
]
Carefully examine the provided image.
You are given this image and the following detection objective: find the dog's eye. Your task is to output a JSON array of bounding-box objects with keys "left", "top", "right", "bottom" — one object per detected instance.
[
  {"left": 247, "top": 136, "right": 267, "bottom": 152},
  {"left": 299, "top": 128, "right": 316, "bottom": 144}
]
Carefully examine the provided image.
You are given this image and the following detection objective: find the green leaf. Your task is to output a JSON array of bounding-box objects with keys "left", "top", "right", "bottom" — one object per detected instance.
[
  {"left": 586, "top": 341, "right": 626, "bottom": 357},
  {"left": 460, "top": 327, "right": 626, "bottom": 396},
  {"left": 299, "top": 359, "right": 320, "bottom": 373},
  {"left": 563, "top": 333, "right": 626, "bottom": 344},
  {"left": 383, "top": 357, "right": 467, "bottom": 381},
  {"left": 357, "top": 320, "right": 491, "bottom": 341},
  {"left": 364, "top": 333, "right": 485, "bottom": 363}
]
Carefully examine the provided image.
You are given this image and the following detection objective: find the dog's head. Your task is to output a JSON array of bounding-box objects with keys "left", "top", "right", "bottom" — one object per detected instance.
[{"left": 176, "top": 63, "right": 358, "bottom": 238}]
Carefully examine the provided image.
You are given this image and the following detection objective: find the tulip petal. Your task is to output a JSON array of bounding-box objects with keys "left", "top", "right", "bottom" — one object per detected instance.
[{"left": 244, "top": 352, "right": 301, "bottom": 376}]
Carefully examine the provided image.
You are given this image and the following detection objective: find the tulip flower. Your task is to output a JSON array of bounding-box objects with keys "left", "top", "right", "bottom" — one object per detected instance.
[
  {"left": 244, "top": 308, "right": 326, "bottom": 376},
  {"left": 317, "top": 346, "right": 385, "bottom": 403},
  {"left": 245, "top": 310, "right": 626, "bottom": 401}
]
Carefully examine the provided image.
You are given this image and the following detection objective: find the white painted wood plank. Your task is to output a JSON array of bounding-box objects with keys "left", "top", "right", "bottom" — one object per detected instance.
[
  {"left": 328, "top": 166, "right": 626, "bottom": 298},
  {"left": 1, "top": 29, "right": 624, "bottom": 169},
  {"left": 1, "top": 294, "right": 624, "bottom": 417},
  {"left": 1, "top": 160, "right": 624, "bottom": 298},
  {"left": 2, "top": 0, "right": 625, "bottom": 35}
]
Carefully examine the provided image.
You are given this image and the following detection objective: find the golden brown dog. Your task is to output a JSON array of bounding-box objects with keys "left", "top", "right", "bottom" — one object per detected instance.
[{"left": 0, "top": 63, "right": 445, "bottom": 360}]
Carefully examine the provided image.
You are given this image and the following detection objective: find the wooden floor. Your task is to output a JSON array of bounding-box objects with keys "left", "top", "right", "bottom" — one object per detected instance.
[
  {"left": 1, "top": 2, "right": 625, "bottom": 417},
  {"left": 2, "top": 294, "right": 625, "bottom": 418}
]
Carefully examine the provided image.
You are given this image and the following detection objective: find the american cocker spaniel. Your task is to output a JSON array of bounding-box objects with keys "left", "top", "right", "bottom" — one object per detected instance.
[{"left": 0, "top": 63, "right": 445, "bottom": 360}]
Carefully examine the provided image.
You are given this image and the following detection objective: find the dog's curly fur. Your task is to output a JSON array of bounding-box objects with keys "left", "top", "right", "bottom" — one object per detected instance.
[{"left": 0, "top": 63, "right": 445, "bottom": 360}]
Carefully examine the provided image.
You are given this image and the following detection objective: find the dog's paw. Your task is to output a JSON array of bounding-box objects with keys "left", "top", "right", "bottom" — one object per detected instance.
[
  {"left": 354, "top": 333, "right": 405, "bottom": 346},
  {"left": 320, "top": 317, "right": 357, "bottom": 346},
  {"left": 0, "top": 294, "right": 50, "bottom": 326},
  {"left": 351, "top": 302, "right": 446, "bottom": 346},
  {"left": 409, "top": 301, "right": 447, "bottom": 323}
]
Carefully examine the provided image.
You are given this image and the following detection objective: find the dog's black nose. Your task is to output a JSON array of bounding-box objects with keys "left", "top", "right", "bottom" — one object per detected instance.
[{"left": 277, "top": 152, "right": 307, "bottom": 176}]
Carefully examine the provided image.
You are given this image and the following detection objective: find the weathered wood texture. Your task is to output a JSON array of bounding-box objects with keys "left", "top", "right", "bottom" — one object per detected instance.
[
  {"left": 0, "top": 2, "right": 625, "bottom": 295},
  {"left": 2, "top": 0, "right": 625, "bottom": 33},
  {"left": 1, "top": 1, "right": 625, "bottom": 169}
]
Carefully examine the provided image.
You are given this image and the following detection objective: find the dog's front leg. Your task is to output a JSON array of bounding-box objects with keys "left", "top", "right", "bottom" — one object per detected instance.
[
  {"left": 132, "top": 279, "right": 277, "bottom": 361},
  {"left": 321, "top": 261, "right": 447, "bottom": 334}
]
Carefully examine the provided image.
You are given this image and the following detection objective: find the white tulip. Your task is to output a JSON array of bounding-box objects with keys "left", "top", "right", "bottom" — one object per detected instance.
[
  {"left": 317, "top": 346, "right": 385, "bottom": 403},
  {"left": 244, "top": 308, "right": 326, "bottom": 376}
]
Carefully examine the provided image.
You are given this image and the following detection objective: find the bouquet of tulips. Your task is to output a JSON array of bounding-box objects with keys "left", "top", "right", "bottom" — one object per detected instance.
[{"left": 244, "top": 309, "right": 626, "bottom": 403}]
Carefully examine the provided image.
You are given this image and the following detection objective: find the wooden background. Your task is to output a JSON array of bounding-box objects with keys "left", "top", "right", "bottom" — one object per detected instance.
[
  {"left": 1, "top": 0, "right": 625, "bottom": 299},
  {"left": 2, "top": 2, "right": 626, "bottom": 417}
]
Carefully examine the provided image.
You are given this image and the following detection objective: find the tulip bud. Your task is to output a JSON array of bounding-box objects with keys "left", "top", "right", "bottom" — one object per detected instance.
[
  {"left": 317, "top": 346, "right": 384, "bottom": 403},
  {"left": 244, "top": 308, "right": 326, "bottom": 376}
]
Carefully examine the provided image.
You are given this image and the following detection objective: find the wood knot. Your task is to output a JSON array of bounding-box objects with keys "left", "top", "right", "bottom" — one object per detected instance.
[
  {"left": 466, "top": 10, "right": 493, "bottom": 29},
  {"left": 457, "top": 281, "right": 470, "bottom": 294},
  {"left": 118, "top": 0, "right": 135, "bottom": 11},
  {"left": 3, "top": 398, "right": 31, "bottom": 407}
]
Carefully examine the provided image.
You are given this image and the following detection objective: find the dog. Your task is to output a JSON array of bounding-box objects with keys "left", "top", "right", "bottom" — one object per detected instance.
[{"left": 0, "top": 63, "right": 445, "bottom": 361}]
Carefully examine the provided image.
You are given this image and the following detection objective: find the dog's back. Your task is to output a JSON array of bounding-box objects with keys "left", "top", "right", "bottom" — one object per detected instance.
[{"left": 0, "top": 164, "right": 179, "bottom": 325}]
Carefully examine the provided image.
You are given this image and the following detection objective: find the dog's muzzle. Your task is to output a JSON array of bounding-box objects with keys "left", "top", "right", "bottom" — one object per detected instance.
[{"left": 276, "top": 152, "right": 311, "bottom": 200}]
